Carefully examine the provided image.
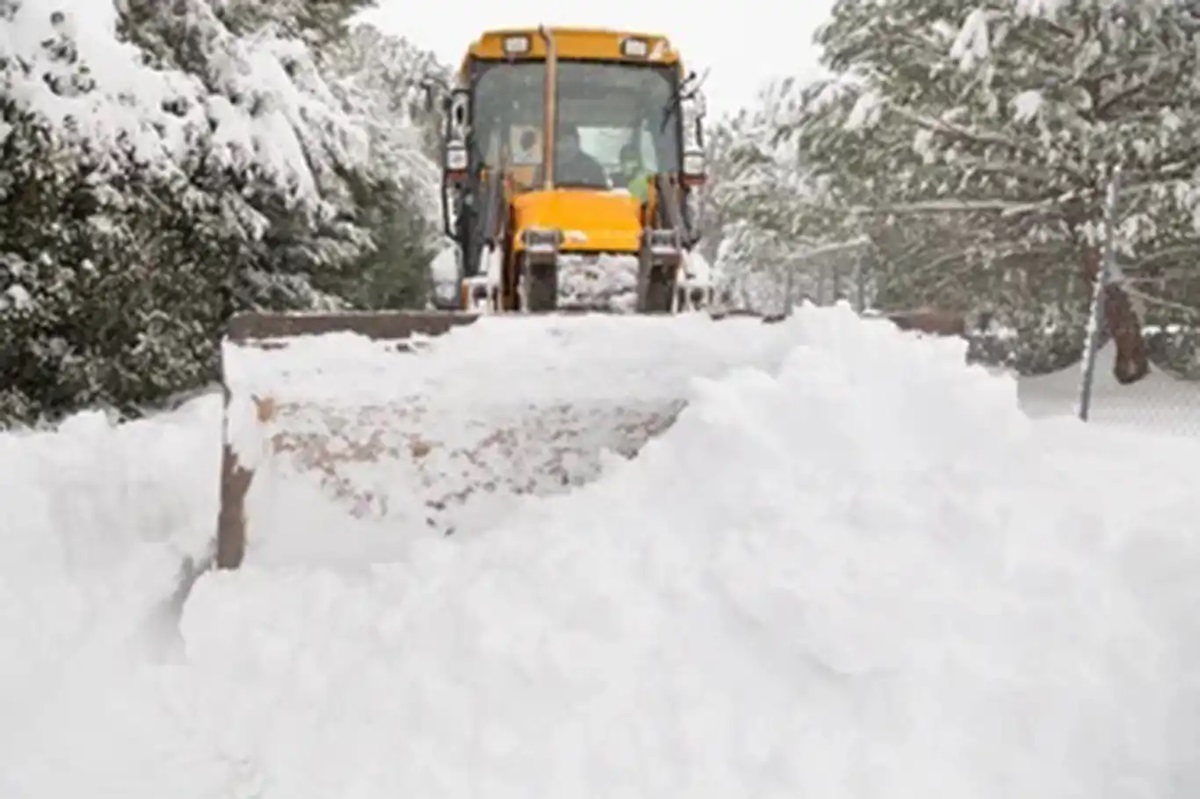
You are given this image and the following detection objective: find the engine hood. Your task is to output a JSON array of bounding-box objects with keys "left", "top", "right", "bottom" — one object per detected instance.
[{"left": 511, "top": 188, "right": 643, "bottom": 254}]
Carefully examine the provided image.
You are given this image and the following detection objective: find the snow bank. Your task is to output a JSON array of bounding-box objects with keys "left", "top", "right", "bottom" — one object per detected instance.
[
  {"left": 184, "top": 305, "right": 1199, "bottom": 796},
  {"left": 427, "top": 243, "right": 459, "bottom": 283},
  {"left": 0, "top": 396, "right": 220, "bottom": 763},
  {"left": 6, "top": 304, "right": 1200, "bottom": 797}
]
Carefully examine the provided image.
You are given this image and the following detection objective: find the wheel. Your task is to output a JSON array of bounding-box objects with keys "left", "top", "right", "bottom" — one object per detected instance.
[
  {"left": 638, "top": 263, "right": 676, "bottom": 313},
  {"left": 522, "top": 257, "right": 558, "bottom": 312}
]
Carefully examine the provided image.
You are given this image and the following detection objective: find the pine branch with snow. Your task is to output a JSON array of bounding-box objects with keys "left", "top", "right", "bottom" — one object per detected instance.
[
  {"left": 0, "top": 1, "right": 449, "bottom": 425},
  {"left": 702, "top": 82, "right": 874, "bottom": 314},
  {"left": 788, "top": 0, "right": 1200, "bottom": 381}
]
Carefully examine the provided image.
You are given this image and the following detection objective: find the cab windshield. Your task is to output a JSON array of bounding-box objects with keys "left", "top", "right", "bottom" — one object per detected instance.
[{"left": 470, "top": 59, "right": 680, "bottom": 188}]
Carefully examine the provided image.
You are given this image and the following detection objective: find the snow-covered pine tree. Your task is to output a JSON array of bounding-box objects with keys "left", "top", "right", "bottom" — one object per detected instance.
[
  {"left": 317, "top": 23, "right": 447, "bottom": 309},
  {"left": 117, "top": 0, "right": 388, "bottom": 310},
  {"left": 791, "top": 0, "right": 1200, "bottom": 382},
  {"left": 704, "top": 81, "right": 872, "bottom": 314},
  {"left": 1, "top": 1, "right": 232, "bottom": 422},
  {"left": 0, "top": 0, "right": 444, "bottom": 425},
  {"left": 212, "top": 0, "right": 376, "bottom": 45}
]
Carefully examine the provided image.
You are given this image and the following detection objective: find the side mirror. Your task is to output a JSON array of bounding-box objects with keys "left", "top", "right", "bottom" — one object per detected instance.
[
  {"left": 420, "top": 73, "right": 448, "bottom": 114},
  {"left": 448, "top": 89, "right": 470, "bottom": 136},
  {"left": 681, "top": 84, "right": 708, "bottom": 149},
  {"left": 420, "top": 72, "right": 457, "bottom": 115}
]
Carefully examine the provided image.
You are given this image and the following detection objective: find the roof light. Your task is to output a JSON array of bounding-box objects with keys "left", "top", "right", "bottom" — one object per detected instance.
[
  {"left": 621, "top": 37, "right": 649, "bottom": 58},
  {"left": 503, "top": 35, "right": 530, "bottom": 55}
]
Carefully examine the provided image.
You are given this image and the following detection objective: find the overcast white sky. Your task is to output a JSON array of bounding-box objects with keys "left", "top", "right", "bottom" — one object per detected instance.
[{"left": 359, "top": 0, "right": 835, "bottom": 117}]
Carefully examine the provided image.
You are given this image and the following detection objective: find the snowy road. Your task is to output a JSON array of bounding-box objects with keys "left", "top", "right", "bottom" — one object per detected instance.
[{"left": 3, "top": 304, "right": 1200, "bottom": 797}]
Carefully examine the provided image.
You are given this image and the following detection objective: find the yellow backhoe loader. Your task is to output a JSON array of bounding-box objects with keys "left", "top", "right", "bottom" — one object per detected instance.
[
  {"left": 426, "top": 26, "right": 713, "bottom": 314},
  {"left": 213, "top": 26, "right": 788, "bottom": 570}
]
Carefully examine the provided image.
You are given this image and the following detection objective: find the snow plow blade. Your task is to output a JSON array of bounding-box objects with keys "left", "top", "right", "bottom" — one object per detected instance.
[{"left": 214, "top": 309, "right": 801, "bottom": 569}]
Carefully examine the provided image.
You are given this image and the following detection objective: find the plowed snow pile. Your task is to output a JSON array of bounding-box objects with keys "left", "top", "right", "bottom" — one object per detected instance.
[
  {"left": 0, "top": 397, "right": 221, "bottom": 790},
  {"left": 4, "top": 304, "right": 1200, "bottom": 798},
  {"left": 224, "top": 312, "right": 808, "bottom": 557}
]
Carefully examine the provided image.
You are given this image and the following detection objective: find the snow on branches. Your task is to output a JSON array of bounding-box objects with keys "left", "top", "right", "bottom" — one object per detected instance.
[
  {"left": 703, "top": 80, "right": 872, "bottom": 314},
  {"left": 801, "top": 0, "right": 1200, "bottom": 250},
  {"left": 786, "top": 0, "right": 1200, "bottom": 381},
  {"left": 0, "top": 1, "right": 446, "bottom": 424},
  {"left": 1, "top": 0, "right": 371, "bottom": 209}
]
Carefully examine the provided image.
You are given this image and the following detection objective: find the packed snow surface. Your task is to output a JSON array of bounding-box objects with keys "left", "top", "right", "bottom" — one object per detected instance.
[
  {"left": 5, "top": 304, "right": 1200, "bottom": 797},
  {"left": 1020, "top": 342, "right": 1200, "bottom": 434}
]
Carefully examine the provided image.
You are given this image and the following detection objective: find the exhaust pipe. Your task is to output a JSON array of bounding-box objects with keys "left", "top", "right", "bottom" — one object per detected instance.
[{"left": 538, "top": 25, "right": 557, "bottom": 190}]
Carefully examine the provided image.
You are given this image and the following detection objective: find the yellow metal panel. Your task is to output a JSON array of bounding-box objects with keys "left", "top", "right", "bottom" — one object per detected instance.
[
  {"left": 507, "top": 164, "right": 539, "bottom": 191},
  {"left": 511, "top": 189, "right": 643, "bottom": 254},
  {"left": 467, "top": 27, "right": 682, "bottom": 67}
]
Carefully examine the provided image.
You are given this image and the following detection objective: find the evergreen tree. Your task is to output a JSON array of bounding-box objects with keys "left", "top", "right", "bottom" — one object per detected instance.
[
  {"left": 790, "top": 0, "right": 1200, "bottom": 382},
  {"left": 0, "top": 1, "right": 446, "bottom": 426},
  {"left": 317, "top": 23, "right": 447, "bottom": 309},
  {"left": 702, "top": 82, "right": 871, "bottom": 314}
]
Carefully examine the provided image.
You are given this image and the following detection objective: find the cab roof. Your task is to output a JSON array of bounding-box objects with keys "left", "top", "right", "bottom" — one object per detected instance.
[{"left": 460, "top": 26, "right": 684, "bottom": 74}]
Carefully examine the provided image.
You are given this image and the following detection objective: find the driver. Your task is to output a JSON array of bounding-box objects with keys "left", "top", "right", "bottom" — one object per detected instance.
[
  {"left": 553, "top": 123, "right": 608, "bottom": 187},
  {"left": 618, "top": 143, "right": 652, "bottom": 202}
]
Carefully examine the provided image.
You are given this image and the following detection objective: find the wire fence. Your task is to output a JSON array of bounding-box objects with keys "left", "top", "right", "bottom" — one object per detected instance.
[{"left": 1072, "top": 167, "right": 1200, "bottom": 437}]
